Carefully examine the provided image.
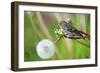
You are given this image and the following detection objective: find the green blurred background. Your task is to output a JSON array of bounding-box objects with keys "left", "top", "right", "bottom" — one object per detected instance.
[{"left": 24, "top": 11, "right": 90, "bottom": 62}]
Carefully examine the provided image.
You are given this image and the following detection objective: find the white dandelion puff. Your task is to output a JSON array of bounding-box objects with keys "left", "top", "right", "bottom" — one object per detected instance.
[{"left": 36, "top": 39, "right": 55, "bottom": 59}]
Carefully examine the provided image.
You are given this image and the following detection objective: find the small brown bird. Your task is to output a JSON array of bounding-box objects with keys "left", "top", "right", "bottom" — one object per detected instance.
[{"left": 60, "top": 20, "right": 90, "bottom": 39}]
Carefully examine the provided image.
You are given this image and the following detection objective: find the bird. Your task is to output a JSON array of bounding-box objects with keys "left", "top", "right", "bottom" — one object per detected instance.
[{"left": 60, "top": 20, "right": 86, "bottom": 39}]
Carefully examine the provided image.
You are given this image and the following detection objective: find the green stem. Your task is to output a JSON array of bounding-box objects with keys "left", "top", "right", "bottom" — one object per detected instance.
[{"left": 53, "top": 36, "right": 62, "bottom": 44}]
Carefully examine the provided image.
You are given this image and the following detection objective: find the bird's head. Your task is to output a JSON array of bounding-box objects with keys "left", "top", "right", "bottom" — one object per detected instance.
[{"left": 60, "top": 20, "right": 71, "bottom": 29}]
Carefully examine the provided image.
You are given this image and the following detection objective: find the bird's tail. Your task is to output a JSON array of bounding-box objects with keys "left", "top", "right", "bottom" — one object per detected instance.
[{"left": 79, "top": 30, "right": 90, "bottom": 40}]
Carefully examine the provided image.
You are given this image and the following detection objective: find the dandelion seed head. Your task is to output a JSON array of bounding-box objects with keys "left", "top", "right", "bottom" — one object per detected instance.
[{"left": 36, "top": 39, "right": 55, "bottom": 59}]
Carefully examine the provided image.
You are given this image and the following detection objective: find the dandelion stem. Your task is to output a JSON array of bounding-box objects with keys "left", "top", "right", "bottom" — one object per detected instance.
[{"left": 53, "top": 36, "right": 63, "bottom": 44}]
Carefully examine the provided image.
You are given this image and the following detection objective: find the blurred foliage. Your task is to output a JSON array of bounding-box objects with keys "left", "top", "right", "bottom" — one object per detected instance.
[{"left": 24, "top": 12, "right": 90, "bottom": 61}]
